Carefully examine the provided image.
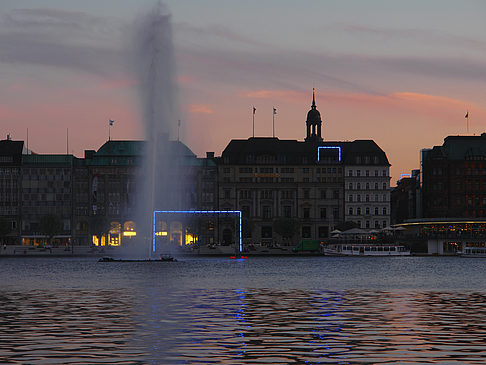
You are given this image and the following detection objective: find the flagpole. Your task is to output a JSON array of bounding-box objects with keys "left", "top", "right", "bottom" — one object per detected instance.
[
  {"left": 466, "top": 111, "right": 469, "bottom": 134},
  {"left": 252, "top": 106, "right": 255, "bottom": 138},
  {"left": 272, "top": 107, "right": 275, "bottom": 138}
]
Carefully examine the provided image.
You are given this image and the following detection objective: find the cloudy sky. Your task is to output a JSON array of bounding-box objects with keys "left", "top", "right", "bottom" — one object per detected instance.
[{"left": 0, "top": 0, "right": 485, "bottom": 183}]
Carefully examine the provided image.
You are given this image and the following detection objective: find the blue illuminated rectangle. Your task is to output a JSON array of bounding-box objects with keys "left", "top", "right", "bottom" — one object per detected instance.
[
  {"left": 400, "top": 173, "right": 412, "bottom": 179},
  {"left": 317, "top": 146, "right": 341, "bottom": 162},
  {"left": 152, "top": 210, "right": 242, "bottom": 253}
]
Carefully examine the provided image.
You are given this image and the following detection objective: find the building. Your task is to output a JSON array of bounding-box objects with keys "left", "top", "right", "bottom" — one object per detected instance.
[
  {"left": 217, "top": 91, "right": 391, "bottom": 245},
  {"left": 0, "top": 92, "right": 392, "bottom": 249},
  {"left": 20, "top": 154, "right": 75, "bottom": 246},
  {"left": 0, "top": 138, "right": 23, "bottom": 244},
  {"left": 391, "top": 169, "right": 421, "bottom": 224},
  {"left": 422, "top": 134, "right": 486, "bottom": 218},
  {"left": 343, "top": 141, "right": 391, "bottom": 230},
  {"left": 0, "top": 137, "right": 217, "bottom": 248}
]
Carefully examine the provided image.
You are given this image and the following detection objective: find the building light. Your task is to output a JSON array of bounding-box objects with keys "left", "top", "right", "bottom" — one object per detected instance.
[
  {"left": 317, "top": 146, "right": 342, "bottom": 162},
  {"left": 123, "top": 231, "right": 137, "bottom": 237}
]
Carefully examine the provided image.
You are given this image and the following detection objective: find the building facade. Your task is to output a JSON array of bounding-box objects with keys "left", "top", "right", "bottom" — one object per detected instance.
[
  {"left": 0, "top": 138, "right": 23, "bottom": 244},
  {"left": 0, "top": 92, "right": 392, "bottom": 248},
  {"left": 217, "top": 92, "right": 391, "bottom": 245},
  {"left": 422, "top": 134, "right": 486, "bottom": 218}
]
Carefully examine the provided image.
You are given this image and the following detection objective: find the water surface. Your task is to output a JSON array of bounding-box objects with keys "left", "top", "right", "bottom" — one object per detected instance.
[{"left": 2, "top": 256, "right": 486, "bottom": 364}]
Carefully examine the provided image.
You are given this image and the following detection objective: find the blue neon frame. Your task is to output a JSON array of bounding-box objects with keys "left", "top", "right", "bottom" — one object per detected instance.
[
  {"left": 400, "top": 173, "right": 411, "bottom": 179},
  {"left": 152, "top": 210, "right": 243, "bottom": 253},
  {"left": 317, "top": 146, "right": 342, "bottom": 162}
]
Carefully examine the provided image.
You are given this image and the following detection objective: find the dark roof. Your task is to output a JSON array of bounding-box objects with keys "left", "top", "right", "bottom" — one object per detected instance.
[
  {"left": 342, "top": 140, "right": 390, "bottom": 166},
  {"left": 221, "top": 137, "right": 390, "bottom": 166},
  {"left": 22, "top": 154, "right": 74, "bottom": 166},
  {"left": 86, "top": 140, "right": 199, "bottom": 167},
  {"left": 423, "top": 134, "right": 486, "bottom": 161},
  {"left": 96, "top": 140, "right": 145, "bottom": 156},
  {"left": 0, "top": 140, "right": 23, "bottom": 156},
  {"left": 0, "top": 140, "right": 24, "bottom": 165}
]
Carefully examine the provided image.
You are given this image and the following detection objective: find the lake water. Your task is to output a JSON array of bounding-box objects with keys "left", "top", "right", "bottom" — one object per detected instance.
[{"left": 2, "top": 256, "right": 486, "bottom": 364}]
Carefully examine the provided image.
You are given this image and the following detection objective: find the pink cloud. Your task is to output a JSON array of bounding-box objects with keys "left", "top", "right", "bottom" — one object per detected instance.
[
  {"left": 188, "top": 104, "right": 213, "bottom": 114},
  {"left": 244, "top": 89, "right": 307, "bottom": 103},
  {"left": 177, "top": 74, "right": 195, "bottom": 85},
  {"left": 243, "top": 89, "right": 485, "bottom": 122}
]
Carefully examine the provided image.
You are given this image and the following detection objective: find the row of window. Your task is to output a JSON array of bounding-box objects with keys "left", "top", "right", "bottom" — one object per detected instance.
[
  {"left": 235, "top": 167, "right": 344, "bottom": 174},
  {"left": 24, "top": 168, "right": 71, "bottom": 176},
  {"left": 234, "top": 189, "right": 341, "bottom": 200},
  {"left": 430, "top": 167, "right": 486, "bottom": 176},
  {"left": 348, "top": 207, "right": 387, "bottom": 216},
  {"left": 348, "top": 182, "right": 388, "bottom": 190},
  {"left": 348, "top": 194, "right": 388, "bottom": 202},
  {"left": 348, "top": 169, "right": 387, "bottom": 177},
  {"left": 241, "top": 205, "right": 339, "bottom": 220},
  {"left": 0, "top": 207, "right": 18, "bottom": 215}
]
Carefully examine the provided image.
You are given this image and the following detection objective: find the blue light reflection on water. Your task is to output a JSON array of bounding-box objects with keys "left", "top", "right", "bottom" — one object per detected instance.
[{"left": 3, "top": 256, "right": 486, "bottom": 363}]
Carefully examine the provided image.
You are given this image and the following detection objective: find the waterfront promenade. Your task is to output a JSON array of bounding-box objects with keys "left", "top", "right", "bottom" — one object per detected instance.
[{"left": 0, "top": 245, "right": 120, "bottom": 257}]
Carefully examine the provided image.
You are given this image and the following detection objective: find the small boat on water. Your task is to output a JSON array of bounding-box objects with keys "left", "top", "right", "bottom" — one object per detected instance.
[
  {"left": 98, "top": 255, "right": 177, "bottom": 262},
  {"left": 458, "top": 246, "right": 486, "bottom": 258},
  {"left": 323, "top": 243, "right": 410, "bottom": 256}
]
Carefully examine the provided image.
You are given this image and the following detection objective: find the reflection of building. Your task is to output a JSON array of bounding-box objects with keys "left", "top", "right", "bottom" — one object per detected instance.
[
  {"left": 422, "top": 134, "right": 486, "bottom": 218},
  {"left": 217, "top": 91, "right": 391, "bottom": 245}
]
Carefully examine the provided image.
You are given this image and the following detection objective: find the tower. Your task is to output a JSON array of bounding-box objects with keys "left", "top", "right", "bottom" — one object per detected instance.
[{"left": 305, "top": 89, "right": 323, "bottom": 142}]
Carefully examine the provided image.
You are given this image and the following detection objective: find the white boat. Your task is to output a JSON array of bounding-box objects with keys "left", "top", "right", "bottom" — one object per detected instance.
[
  {"left": 459, "top": 246, "right": 486, "bottom": 258},
  {"left": 323, "top": 243, "right": 410, "bottom": 256}
]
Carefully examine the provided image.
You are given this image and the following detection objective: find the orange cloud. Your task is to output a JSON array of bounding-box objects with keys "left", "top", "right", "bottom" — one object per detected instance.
[
  {"left": 243, "top": 89, "right": 485, "bottom": 121},
  {"left": 189, "top": 104, "right": 213, "bottom": 114}
]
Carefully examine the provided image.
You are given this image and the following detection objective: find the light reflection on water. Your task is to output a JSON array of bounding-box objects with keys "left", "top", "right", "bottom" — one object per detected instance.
[
  {"left": 2, "top": 287, "right": 486, "bottom": 364},
  {"left": 3, "top": 256, "right": 486, "bottom": 364}
]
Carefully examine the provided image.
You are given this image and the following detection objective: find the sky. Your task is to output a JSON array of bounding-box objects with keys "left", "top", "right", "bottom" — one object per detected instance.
[{"left": 0, "top": 0, "right": 485, "bottom": 185}]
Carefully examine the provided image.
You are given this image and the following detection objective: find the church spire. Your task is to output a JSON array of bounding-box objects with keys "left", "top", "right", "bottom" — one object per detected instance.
[{"left": 312, "top": 88, "right": 316, "bottom": 109}]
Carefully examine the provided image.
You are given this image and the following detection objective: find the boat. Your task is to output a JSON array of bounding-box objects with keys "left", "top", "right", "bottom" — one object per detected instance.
[
  {"left": 459, "top": 246, "right": 486, "bottom": 258},
  {"left": 323, "top": 243, "right": 410, "bottom": 256},
  {"left": 98, "top": 256, "right": 177, "bottom": 262}
]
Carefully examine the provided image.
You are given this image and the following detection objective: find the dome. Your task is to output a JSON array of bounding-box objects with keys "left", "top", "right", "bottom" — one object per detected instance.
[{"left": 307, "top": 108, "right": 321, "bottom": 122}]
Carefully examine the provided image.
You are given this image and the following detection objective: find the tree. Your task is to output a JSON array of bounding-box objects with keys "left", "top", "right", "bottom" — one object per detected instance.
[
  {"left": 335, "top": 221, "right": 360, "bottom": 232},
  {"left": 0, "top": 219, "right": 12, "bottom": 245},
  {"left": 273, "top": 218, "right": 300, "bottom": 245},
  {"left": 39, "top": 214, "right": 62, "bottom": 246}
]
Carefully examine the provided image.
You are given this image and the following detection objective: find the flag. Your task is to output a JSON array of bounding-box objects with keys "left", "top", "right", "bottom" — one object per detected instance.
[
  {"left": 109, "top": 119, "right": 114, "bottom": 126},
  {"left": 253, "top": 107, "right": 256, "bottom": 115},
  {"left": 273, "top": 107, "right": 277, "bottom": 115},
  {"left": 465, "top": 112, "right": 469, "bottom": 118}
]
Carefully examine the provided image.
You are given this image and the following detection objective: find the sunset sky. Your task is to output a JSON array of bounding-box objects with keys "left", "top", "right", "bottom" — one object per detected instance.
[{"left": 0, "top": 0, "right": 485, "bottom": 184}]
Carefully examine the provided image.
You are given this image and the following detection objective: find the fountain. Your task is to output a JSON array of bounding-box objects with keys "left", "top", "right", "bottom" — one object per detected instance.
[{"left": 132, "top": 2, "right": 183, "bottom": 258}]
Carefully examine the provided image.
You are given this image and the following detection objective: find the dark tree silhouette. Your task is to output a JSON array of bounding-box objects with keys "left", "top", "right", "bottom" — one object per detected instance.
[
  {"left": 0, "top": 219, "right": 12, "bottom": 245},
  {"left": 40, "top": 214, "right": 62, "bottom": 246}
]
